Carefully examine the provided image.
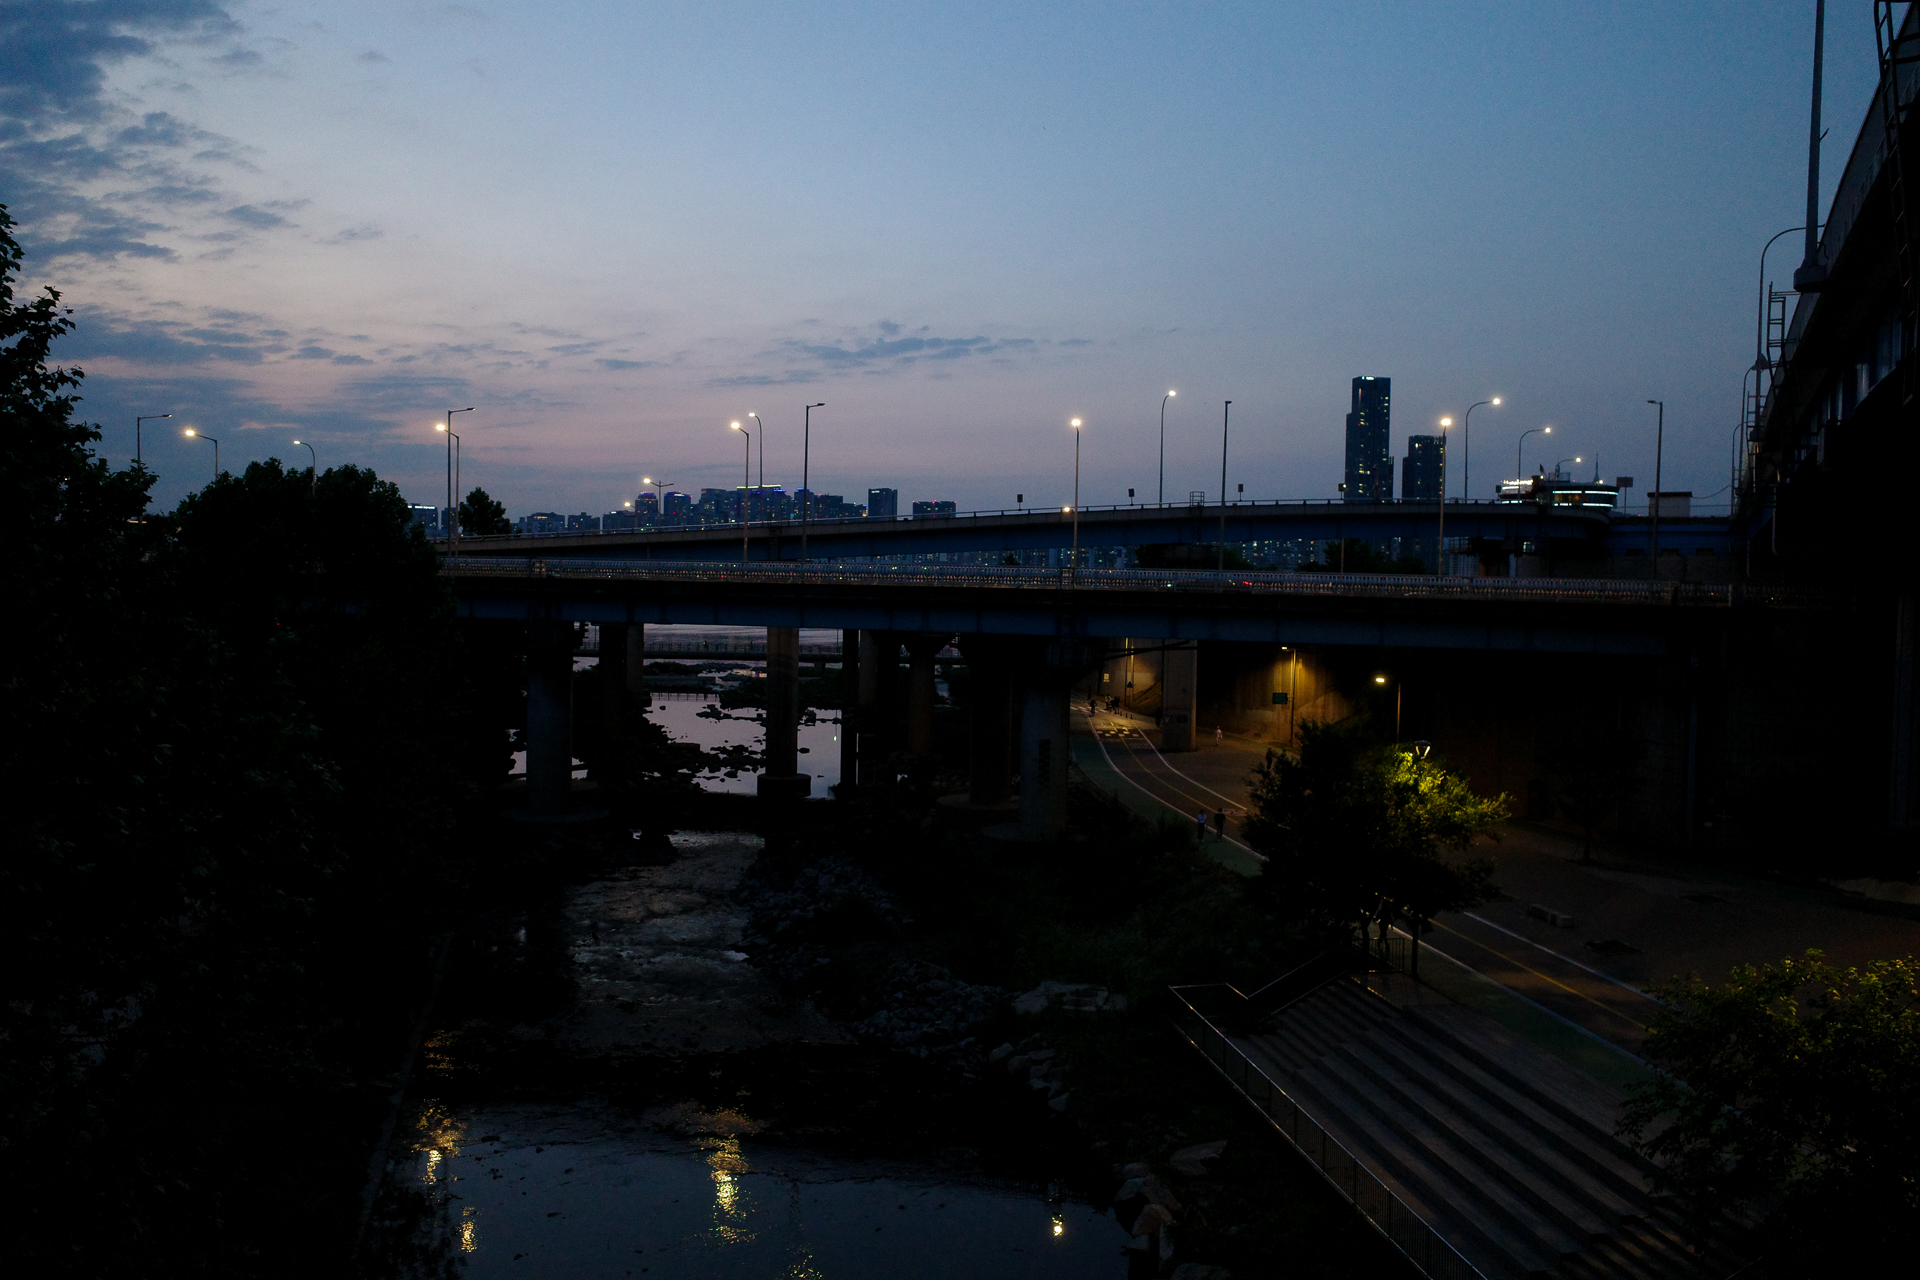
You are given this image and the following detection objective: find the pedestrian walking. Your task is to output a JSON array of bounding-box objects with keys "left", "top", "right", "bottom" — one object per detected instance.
[
  {"left": 1213, "top": 809, "right": 1227, "bottom": 838},
  {"left": 1195, "top": 810, "right": 1208, "bottom": 841},
  {"left": 1214, "top": 725, "right": 1223, "bottom": 741}
]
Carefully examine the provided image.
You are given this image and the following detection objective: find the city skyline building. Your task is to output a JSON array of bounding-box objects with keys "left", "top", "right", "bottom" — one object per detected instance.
[
  {"left": 1343, "top": 376, "right": 1393, "bottom": 502},
  {"left": 868, "top": 488, "right": 899, "bottom": 519},
  {"left": 1402, "top": 434, "right": 1442, "bottom": 502}
]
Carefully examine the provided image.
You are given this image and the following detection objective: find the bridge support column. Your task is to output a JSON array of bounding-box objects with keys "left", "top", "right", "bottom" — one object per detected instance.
[
  {"left": 1020, "top": 670, "right": 1071, "bottom": 840},
  {"left": 759, "top": 625, "right": 810, "bottom": 800},
  {"left": 627, "top": 622, "right": 647, "bottom": 706},
  {"left": 838, "top": 629, "right": 860, "bottom": 794},
  {"left": 857, "top": 630, "right": 897, "bottom": 787},
  {"left": 961, "top": 637, "right": 1016, "bottom": 805},
  {"left": 1161, "top": 642, "right": 1198, "bottom": 752},
  {"left": 598, "top": 623, "right": 629, "bottom": 740},
  {"left": 526, "top": 619, "right": 577, "bottom": 814},
  {"left": 905, "top": 633, "right": 948, "bottom": 760}
]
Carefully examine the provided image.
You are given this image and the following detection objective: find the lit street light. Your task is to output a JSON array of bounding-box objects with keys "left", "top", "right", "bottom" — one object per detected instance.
[
  {"left": 1217, "top": 401, "right": 1232, "bottom": 570},
  {"left": 642, "top": 475, "right": 674, "bottom": 526},
  {"left": 442, "top": 407, "right": 474, "bottom": 552},
  {"left": 1158, "top": 389, "right": 1176, "bottom": 506},
  {"left": 1516, "top": 425, "right": 1551, "bottom": 480},
  {"left": 183, "top": 427, "right": 218, "bottom": 480},
  {"left": 1436, "top": 416, "right": 1452, "bottom": 575},
  {"left": 730, "top": 421, "right": 750, "bottom": 563},
  {"left": 291, "top": 438, "right": 316, "bottom": 495},
  {"left": 801, "top": 402, "right": 825, "bottom": 562},
  {"left": 746, "top": 411, "right": 767, "bottom": 518},
  {"left": 136, "top": 413, "right": 170, "bottom": 465},
  {"left": 1070, "top": 417, "right": 1082, "bottom": 573},
  {"left": 1556, "top": 456, "right": 1583, "bottom": 476},
  {"left": 1461, "top": 397, "right": 1499, "bottom": 503}
]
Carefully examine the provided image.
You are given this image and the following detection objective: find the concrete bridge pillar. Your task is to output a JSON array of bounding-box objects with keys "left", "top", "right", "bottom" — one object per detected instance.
[
  {"left": 526, "top": 619, "right": 578, "bottom": 814},
  {"left": 626, "top": 622, "right": 647, "bottom": 705},
  {"left": 838, "top": 628, "right": 860, "bottom": 794},
  {"left": 959, "top": 636, "right": 1016, "bottom": 804},
  {"left": 857, "top": 630, "right": 897, "bottom": 787},
  {"left": 1020, "top": 669, "right": 1072, "bottom": 840},
  {"left": 905, "top": 633, "right": 949, "bottom": 760},
  {"left": 598, "top": 623, "right": 629, "bottom": 740},
  {"left": 1161, "top": 642, "right": 1198, "bottom": 752},
  {"left": 758, "top": 625, "right": 810, "bottom": 800}
]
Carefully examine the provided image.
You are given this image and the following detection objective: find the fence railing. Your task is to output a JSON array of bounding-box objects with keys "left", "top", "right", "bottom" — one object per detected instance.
[
  {"left": 1168, "top": 988, "right": 1486, "bottom": 1280},
  {"left": 441, "top": 556, "right": 1820, "bottom": 609}
]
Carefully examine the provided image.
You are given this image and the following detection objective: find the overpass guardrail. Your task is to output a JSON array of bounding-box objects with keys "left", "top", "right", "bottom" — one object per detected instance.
[{"left": 440, "top": 557, "right": 1825, "bottom": 609}]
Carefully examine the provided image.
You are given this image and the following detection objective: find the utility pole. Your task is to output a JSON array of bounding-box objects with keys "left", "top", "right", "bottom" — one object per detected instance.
[
  {"left": 1647, "top": 400, "right": 1665, "bottom": 576},
  {"left": 1794, "top": 0, "right": 1829, "bottom": 292},
  {"left": 1217, "top": 401, "right": 1231, "bottom": 570}
]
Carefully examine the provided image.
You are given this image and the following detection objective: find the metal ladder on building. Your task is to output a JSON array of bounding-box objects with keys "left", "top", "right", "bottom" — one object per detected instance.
[{"left": 1876, "top": 1, "right": 1919, "bottom": 404}]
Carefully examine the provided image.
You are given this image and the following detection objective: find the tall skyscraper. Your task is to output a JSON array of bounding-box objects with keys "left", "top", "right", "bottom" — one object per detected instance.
[
  {"left": 1402, "top": 434, "right": 1443, "bottom": 501},
  {"left": 867, "top": 487, "right": 898, "bottom": 519},
  {"left": 1343, "top": 376, "right": 1392, "bottom": 502}
]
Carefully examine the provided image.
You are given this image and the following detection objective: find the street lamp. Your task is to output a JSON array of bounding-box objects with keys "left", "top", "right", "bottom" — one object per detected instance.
[
  {"left": 437, "top": 407, "right": 473, "bottom": 551},
  {"left": 1158, "top": 390, "right": 1176, "bottom": 506},
  {"left": 136, "top": 413, "right": 170, "bottom": 465},
  {"left": 801, "top": 402, "right": 825, "bottom": 562},
  {"left": 1070, "top": 417, "right": 1082, "bottom": 573},
  {"left": 746, "top": 411, "right": 767, "bottom": 522},
  {"left": 1217, "top": 401, "right": 1232, "bottom": 570},
  {"left": 1412, "top": 740, "right": 1433, "bottom": 760},
  {"left": 183, "top": 427, "right": 218, "bottom": 480},
  {"left": 1461, "top": 397, "right": 1499, "bottom": 503},
  {"left": 1436, "top": 417, "right": 1452, "bottom": 575},
  {"left": 291, "top": 438, "right": 316, "bottom": 495},
  {"left": 642, "top": 475, "right": 674, "bottom": 527},
  {"left": 1555, "top": 456, "right": 1582, "bottom": 478},
  {"left": 730, "top": 421, "right": 750, "bottom": 563},
  {"left": 1647, "top": 400, "right": 1665, "bottom": 576},
  {"left": 1517, "top": 425, "right": 1551, "bottom": 480}
]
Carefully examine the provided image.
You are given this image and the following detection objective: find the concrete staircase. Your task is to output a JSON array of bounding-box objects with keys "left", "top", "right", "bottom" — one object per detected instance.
[{"left": 1237, "top": 979, "right": 1740, "bottom": 1280}]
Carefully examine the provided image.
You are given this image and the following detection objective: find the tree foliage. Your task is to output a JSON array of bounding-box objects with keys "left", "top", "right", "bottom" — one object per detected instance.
[
  {"left": 1241, "top": 718, "right": 1507, "bottom": 933},
  {"left": 0, "top": 204, "right": 484, "bottom": 1276},
  {"left": 1619, "top": 951, "right": 1920, "bottom": 1267},
  {"left": 459, "top": 485, "right": 512, "bottom": 535}
]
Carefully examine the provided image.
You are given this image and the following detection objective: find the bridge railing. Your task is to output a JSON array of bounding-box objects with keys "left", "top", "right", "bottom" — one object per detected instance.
[
  {"left": 440, "top": 557, "right": 1819, "bottom": 608},
  {"left": 440, "top": 494, "right": 1614, "bottom": 547}
]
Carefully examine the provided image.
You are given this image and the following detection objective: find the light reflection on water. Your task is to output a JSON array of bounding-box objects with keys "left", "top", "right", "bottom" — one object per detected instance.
[
  {"left": 645, "top": 692, "right": 842, "bottom": 795},
  {"left": 397, "top": 1120, "right": 1126, "bottom": 1280}
]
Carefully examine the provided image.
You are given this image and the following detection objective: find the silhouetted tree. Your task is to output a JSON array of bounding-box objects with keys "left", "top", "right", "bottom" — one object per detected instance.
[{"left": 459, "top": 485, "right": 512, "bottom": 535}]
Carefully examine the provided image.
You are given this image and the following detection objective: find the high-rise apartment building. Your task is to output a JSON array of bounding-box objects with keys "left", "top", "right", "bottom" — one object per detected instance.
[
  {"left": 911, "top": 499, "right": 957, "bottom": 519},
  {"left": 867, "top": 487, "right": 898, "bottom": 519},
  {"left": 1343, "top": 376, "right": 1393, "bottom": 502},
  {"left": 1402, "top": 434, "right": 1443, "bottom": 501}
]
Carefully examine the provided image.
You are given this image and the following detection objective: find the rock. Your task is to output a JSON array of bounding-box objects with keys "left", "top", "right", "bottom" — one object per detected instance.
[
  {"left": 1130, "top": 1203, "right": 1174, "bottom": 1236},
  {"left": 1047, "top": 1092, "right": 1070, "bottom": 1112},
  {"left": 1170, "top": 1266, "right": 1230, "bottom": 1280},
  {"left": 1169, "top": 1139, "right": 1228, "bottom": 1177},
  {"left": 1013, "top": 980, "right": 1127, "bottom": 1014},
  {"left": 1139, "top": 1177, "right": 1182, "bottom": 1212},
  {"left": 1006, "top": 1053, "right": 1032, "bottom": 1076},
  {"left": 1121, "top": 1161, "right": 1153, "bottom": 1178},
  {"left": 1115, "top": 1177, "right": 1145, "bottom": 1202},
  {"left": 988, "top": 1042, "right": 1014, "bottom": 1063},
  {"left": 1025, "top": 1048, "right": 1056, "bottom": 1063}
]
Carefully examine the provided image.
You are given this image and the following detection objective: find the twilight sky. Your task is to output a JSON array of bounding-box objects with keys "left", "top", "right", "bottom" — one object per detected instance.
[{"left": 2, "top": 1, "right": 1889, "bottom": 518}]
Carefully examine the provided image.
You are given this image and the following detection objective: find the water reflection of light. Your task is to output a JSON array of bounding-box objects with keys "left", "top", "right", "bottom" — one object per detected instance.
[
  {"left": 1051, "top": 1214, "right": 1065, "bottom": 1237},
  {"left": 707, "top": 1138, "right": 756, "bottom": 1244},
  {"left": 424, "top": 1148, "right": 442, "bottom": 1183},
  {"left": 460, "top": 1217, "right": 477, "bottom": 1252}
]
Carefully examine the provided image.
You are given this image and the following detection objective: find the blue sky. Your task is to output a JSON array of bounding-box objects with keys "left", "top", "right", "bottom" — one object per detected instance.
[{"left": 1, "top": 1, "right": 1891, "bottom": 517}]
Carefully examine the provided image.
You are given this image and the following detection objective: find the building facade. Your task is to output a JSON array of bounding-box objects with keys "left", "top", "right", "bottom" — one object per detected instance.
[
  {"left": 1402, "top": 434, "right": 1442, "bottom": 501},
  {"left": 868, "top": 487, "right": 899, "bottom": 519},
  {"left": 1343, "top": 376, "right": 1393, "bottom": 502}
]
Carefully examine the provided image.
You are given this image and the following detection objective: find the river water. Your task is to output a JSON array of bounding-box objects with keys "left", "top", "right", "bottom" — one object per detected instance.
[{"left": 373, "top": 829, "right": 1129, "bottom": 1278}]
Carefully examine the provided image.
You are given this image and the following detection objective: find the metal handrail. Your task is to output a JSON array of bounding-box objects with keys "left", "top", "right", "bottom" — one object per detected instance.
[
  {"left": 439, "top": 556, "right": 1832, "bottom": 609},
  {"left": 1169, "top": 989, "right": 1486, "bottom": 1280}
]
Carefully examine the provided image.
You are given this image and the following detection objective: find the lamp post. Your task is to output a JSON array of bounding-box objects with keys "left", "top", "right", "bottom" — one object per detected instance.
[
  {"left": 730, "top": 421, "right": 750, "bottom": 563},
  {"left": 1516, "top": 425, "right": 1551, "bottom": 481},
  {"left": 801, "top": 402, "right": 824, "bottom": 562},
  {"left": 136, "top": 413, "right": 170, "bottom": 465},
  {"left": 1217, "top": 401, "right": 1232, "bottom": 570},
  {"left": 1555, "top": 456, "right": 1582, "bottom": 478},
  {"left": 642, "top": 476, "right": 674, "bottom": 527},
  {"left": 183, "top": 428, "right": 218, "bottom": 480},
  {"left": 1436, "top": 417, "right": 1452, "bottom": 575},
  {"left": 1158, "top": 389, "right": 1176, "bottom": 506},
  {"left": 1461, "top": 397, "right": 1499, "bottom": 503},
  {"left": 1070, "top": 417, "right": 1082, "bottom": 573},
  {"left": 746, "top": 411, "right": 768, "bottom": 525},
  {"left": 1647, "top": 400, "right": 1665, "bottom": 575},
  {"left": 435, "top": 407, "right": 473, "bottom": 551},
  {"left": 292, "top": 438, "right": 316, "bottom": 496}
]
